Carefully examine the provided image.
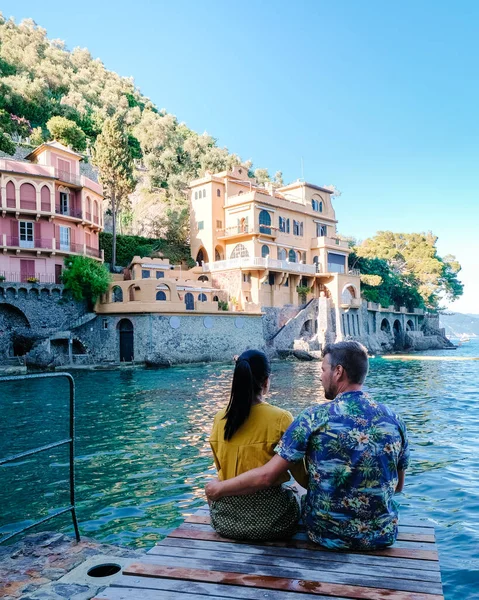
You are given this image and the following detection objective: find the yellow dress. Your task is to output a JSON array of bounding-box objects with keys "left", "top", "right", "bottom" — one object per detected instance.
[{"left": 209, "top": 402, "right": 308, "bottom": 487}]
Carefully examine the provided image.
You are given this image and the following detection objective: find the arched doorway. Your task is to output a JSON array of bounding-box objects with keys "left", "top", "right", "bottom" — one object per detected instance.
[
  {"left": 393, "top": 319, "right": 403, "bottom": 350},
  {"left": 184, "top": 292, "right": 194, "bottom": 310},
  {"left": 196, "top": 248, "right": 208, "bottom": 266},
  {"left": 118, "top": 318, "right": 134, "bottom": 362}
]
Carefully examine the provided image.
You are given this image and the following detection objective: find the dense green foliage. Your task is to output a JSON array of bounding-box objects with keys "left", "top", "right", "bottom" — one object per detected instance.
[
  {"left": 61, "top": 256, "right": 111, "bottom": 304},
  {"left": 46, "top": 115, "right": 86, "bottom": 151},
  {"left": 99, "top": 232, "right": 192, "bottom": 267},
  {"left": 350, "top": 231, "right": 463, "bottom": 311}
]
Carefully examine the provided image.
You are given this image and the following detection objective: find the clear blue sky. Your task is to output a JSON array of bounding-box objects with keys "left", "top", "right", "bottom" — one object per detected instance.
[{"left": 4, "top": 0, "right": 478, "bottom": 313}]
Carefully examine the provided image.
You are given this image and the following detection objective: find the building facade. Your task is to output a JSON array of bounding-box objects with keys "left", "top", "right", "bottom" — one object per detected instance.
[
  {"left": 189, "top": 166, "right": 361, "bottom": 316},
  {"left": 0, "top": 141, "right": 104, "bottom": 284}
]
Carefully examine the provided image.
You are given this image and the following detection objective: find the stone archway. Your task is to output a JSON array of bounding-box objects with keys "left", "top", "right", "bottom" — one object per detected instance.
[
  {"left": 393, "top": 319, "right": 404, "bottom": 350},
  {"left": 0, "top": 304, "right": 31, "bottom": 357}
]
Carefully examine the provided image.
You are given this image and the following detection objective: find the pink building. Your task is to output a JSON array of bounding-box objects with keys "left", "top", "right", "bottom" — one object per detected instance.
[{"left": 0, "top": 141, "right": 104, "bottom": 283}]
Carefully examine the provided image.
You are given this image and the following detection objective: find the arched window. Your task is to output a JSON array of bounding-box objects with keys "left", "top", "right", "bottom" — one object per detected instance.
[
  {"left": 259, "top": 210, "right": 271, "bottom": 234},
  {"left": 41, "top": 186, "right": 51, "bottom": 211},
  {"left": 195, "top": 191, "right": 198, "bottom": 200},
  {"left": 156, "top": 291, "right": 166, "bottom": 301},
  {"left": 261, "top": 245, "right": 270, "bottom": 258},
  {"left": 202, "top": 189, "right": 206, "bottom": 198},
  {"left": 216, "top": 188, "right": 221, "bottom": 197},
  {"left": 313, "top": 256, "right": 320, "bottom": 272},
  {"left": 230, "top": 244, "right": 249, "bottom": 258},
  {"left": 198, "top": 275, "right": 209, "bottom": 282},
  {"left": 288, "top": 249, "right": 297, "bottom": 262},
  {"left": 215, "top": 247, "right": 223, "bottom": 261},
  {"left": 112, "top": 286, "right": 123, "bottom": 302},
  {"left": 277, "top": 248, "right": 287, "bottom": 260},
  {"left": 312, "top": 199, "right": 319, "bottom": 211},
  {"left": 319, "top": 201, "right": 323, "bottom": 212},
  {"left": 196, "top": 248, "right": 208, "bottom": 265},
  {"left": 20, "top": 183, "right": 36, "bottom": 210},
  {"left": 93, "top": 200, "right": 99, "bottom": 224},
  {"left": 184, "top": 292, "right": 194, "bottom": 310},
  {"left": 198, "top": 293, "right": 207, "bottom": 302},
  {"left": 6, "top": 181, "right": 16, "bottom": 208},
  {"left": 213, "top": 295, "right": 219, "bottom": 302}
]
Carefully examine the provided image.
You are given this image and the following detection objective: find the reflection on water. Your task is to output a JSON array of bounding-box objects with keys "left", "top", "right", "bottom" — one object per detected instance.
[{"left": 1, "top": 341, "right": 478, "bottom": 600}]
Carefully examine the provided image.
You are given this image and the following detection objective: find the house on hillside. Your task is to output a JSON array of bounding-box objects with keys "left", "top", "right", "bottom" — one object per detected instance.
[{"left": 0, "top": 141, "right": 104, "bottom": 284}]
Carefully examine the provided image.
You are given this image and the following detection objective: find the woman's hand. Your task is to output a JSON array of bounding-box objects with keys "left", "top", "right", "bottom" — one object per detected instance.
[{"left": 205, "top": 478, "right": 222, "bottom": 503}]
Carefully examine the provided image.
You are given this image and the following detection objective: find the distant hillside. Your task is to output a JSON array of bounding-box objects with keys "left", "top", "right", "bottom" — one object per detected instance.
[
  {"left": 0, "top": 14, "right": 279, "bottom": 235},
  {"left": 440, "top": 313, "right": 479, "bottom": 338}
]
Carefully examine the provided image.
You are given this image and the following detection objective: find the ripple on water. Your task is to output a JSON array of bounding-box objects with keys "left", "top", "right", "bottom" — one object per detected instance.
[{"left": 1, "top": 343, "right": 479, "bottom": 600}]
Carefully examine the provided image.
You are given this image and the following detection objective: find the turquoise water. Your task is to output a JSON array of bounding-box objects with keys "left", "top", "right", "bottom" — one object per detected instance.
[{"left": 1, "top": 340, "right": 478, "bottom": 599}]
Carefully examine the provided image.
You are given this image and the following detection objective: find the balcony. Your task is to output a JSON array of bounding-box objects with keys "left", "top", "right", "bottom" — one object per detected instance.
[
  {"left": 216, "top": 225, "right": 277, "bottom": 239},
  {"left": 204, "top": 256, "right": 316, "bottom": 275},
  {"left": 86, "top": 245, "right": 101, "bottom": 258},
  {"left": 55, "top": 168, "right": 83, "bottom": 187},
  {"left": 56, "top": 207, "right": 83, "bottom": 219},
  {"left": 5, "top": 236, "right": 53, "bottom": 250},
  {"left": 311, "top": 236, "right": 349, "bottom": 250},
  {"left": 1, "top": 235, "right": 102, "bottom": 260},
  {"left": 0, "top": 271, "right": 56, "bottom": 284}
]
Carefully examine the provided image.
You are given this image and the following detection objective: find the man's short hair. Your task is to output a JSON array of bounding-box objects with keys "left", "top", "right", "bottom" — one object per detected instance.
[{"left": 322, "top": 341, "right": 369, "bottom": 384}]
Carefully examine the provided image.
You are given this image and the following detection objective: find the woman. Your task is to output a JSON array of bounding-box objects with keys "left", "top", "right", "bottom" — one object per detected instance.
[{"left": 209, "top": 349, "right": 308, "bottom": 541}]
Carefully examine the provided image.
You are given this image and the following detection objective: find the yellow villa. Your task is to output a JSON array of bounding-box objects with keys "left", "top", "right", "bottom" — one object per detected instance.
[{"left": 189, "top": 165, "right": 361, "bottom": 312}]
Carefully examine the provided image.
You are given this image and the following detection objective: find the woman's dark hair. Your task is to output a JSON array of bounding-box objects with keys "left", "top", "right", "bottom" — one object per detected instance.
[{"left": 223, "top": 350, "right": 271, "bottom": 441}]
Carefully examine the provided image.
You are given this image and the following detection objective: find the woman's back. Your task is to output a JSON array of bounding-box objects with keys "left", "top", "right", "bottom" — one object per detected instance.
[{"left": 210, "top": 402, "right": 293, "bottom": 484}]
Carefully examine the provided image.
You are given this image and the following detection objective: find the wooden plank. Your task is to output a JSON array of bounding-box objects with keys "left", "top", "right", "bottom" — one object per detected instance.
[
  {"left": 123, "top": 563, "right": 444, "bottom": 600},
  {"left": 153, "top": 537, "right": 441, "bottom": 572},
  {"left": 131, "top": 555, "right": 443, "bottom": 594},
  {"left": 167, "top": 527, "right": 439, "bottom": 561},
  {"left": 184, "top": 515, "right": 436, "bottom": 543},
  {"left": 176, "top": 522, "right": 434, "bottom": 549},
  {"left": 111, "top": 573, "right": 354, "bottom": 599},
  {"left": 143, "top": 544, "right": 441, "bottom": 583}
]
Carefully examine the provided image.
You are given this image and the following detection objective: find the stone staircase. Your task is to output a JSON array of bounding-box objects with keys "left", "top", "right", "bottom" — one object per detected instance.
[{"left": 269, "top": 299, "right": 320, "bottom": 352}]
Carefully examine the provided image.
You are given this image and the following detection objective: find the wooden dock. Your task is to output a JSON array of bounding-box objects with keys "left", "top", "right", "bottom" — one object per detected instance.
[{"left": 94, "top": 505, "right": 443, "bottom": 600}]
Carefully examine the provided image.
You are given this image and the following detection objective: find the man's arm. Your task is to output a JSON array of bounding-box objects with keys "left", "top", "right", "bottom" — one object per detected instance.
[
  {"left": 395, "top": 469, "right": 406, "bottom": 493},
  {"left": 205, "top": 454, "right": 292, "bottom": 502}
]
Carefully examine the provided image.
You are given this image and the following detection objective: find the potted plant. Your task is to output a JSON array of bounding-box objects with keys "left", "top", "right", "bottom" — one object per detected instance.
[
  {"left": 0, "top": 275, "right": 5, "bottom": 282},
  {"left": 230, "top": 296, "right": 238, "bottom": 311},
  {"left": 26, "top": 276, "right": 39, "bottom": 284}
]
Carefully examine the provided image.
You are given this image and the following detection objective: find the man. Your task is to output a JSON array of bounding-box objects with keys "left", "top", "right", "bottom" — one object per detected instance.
[{"left": 206, "top": 341, "right": 410, "bottom": 550}]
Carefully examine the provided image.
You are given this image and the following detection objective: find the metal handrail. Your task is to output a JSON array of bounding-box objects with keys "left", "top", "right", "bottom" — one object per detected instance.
[{"left": 0, "top": 372, "right": 80, "bottom": 544}]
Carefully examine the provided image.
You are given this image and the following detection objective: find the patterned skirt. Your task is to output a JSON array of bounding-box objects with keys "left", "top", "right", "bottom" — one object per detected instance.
[{"left": 210, "top": 485, "right": 301, "bottom": 541}]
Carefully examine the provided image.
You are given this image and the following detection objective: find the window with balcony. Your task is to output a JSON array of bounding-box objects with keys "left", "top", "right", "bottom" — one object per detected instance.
[
  {"left": 259, "top": 210, "right": 271, "bottom": 234},
  {"left": 316, "top": 223, "right": 327, "bottom": 237},
  {"left": 19, "top": 221, "right": 34, "bottom": 248},
  {"left": 261, "top": 245, "right": 270, "bottom": 258},
  {"left": 59, "top": 226, "right": 70, "bottom": 251},
  {"left": 60, "top": 192, "right": 69, "bottom": 215},
  {"left": 327, "top": 252, "right": 346, "bottom": 273},
  {"left": 277, "top": 247, "right": 286, "bottom": 260}
]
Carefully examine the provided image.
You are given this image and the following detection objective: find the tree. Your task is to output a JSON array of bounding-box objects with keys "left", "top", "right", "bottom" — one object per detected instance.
[
  {"left": 29, "top": 126, "right": 44, "bottom": 146},
  {"left": 46, "top": 116, "right": 86, "bottom": 151},
  {"left": 92, "top": 114, "right": 136, "bottom": 270},
  {"left": 354, "top": 231, "right": 463, "bottom": 310},
  {"left": 150, "top": 207, "right": 189, "bottom": 246},
  {"left": 61, "top": 256, "right": 111, "bottom": 307}
]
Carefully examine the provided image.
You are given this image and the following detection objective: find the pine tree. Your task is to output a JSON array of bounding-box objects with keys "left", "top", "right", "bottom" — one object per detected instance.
[{"left": 92, "top": 114, "right": 136, "bottom": 270}]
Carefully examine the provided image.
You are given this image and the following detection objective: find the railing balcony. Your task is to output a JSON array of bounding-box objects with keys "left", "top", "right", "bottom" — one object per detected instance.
[
  {"left": 85, "top": 245, "right": 101, "bottom": 258},
  {"left": 55, "top": 169, "right": 82, "bottom": 186},
  {"left": 4, "top": 236, "right": 53, "bottom": 250},
  {"left": 311, "top": 236, "right": 349, "bottom": 249},
  {"left": 0, "top": 271, "right": 56, "bottom": 283},
  {"left": 204, "top": 256, "right": 316, "bottom": 275},
  {"left": 216, "top": 225, "right": 278, "bottom": 239},
  {"left": 19, "top": 200, "right": 37, "bottom": 211},
  {"left": 85, "top": 212, "right": 92, "bottom": 221},
  {"left": 56, "top": 207, "right": 83, "bottom": 219}
]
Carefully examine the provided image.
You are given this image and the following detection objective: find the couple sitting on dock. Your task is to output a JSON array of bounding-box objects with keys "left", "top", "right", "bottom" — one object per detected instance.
[{"left": 205, "top": 341, "right": 410, "bottom": 551}]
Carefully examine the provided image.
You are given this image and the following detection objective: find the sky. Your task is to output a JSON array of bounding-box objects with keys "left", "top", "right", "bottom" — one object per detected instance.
[{"left": 3, "top": 0, "right": 478, "bottom": 313}]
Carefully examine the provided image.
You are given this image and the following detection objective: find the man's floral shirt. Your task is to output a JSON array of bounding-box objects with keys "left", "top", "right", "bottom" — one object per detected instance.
[{"left": 275, "top": 391, "right": 410, "bottom": 550}]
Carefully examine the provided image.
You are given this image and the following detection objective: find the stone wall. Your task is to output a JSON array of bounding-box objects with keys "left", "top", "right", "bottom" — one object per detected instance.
[{"left": 74, "top": 313, "right": 264, "bottom": 364}]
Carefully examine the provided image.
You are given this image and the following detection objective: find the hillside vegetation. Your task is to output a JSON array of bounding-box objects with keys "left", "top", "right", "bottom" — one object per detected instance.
[{"left": 0, "top": 14, "right": 278, "bottom": 235}]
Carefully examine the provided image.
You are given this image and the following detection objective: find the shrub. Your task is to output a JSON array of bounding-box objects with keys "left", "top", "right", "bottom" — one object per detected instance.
[
  {"left": 46, "top": 116, "right": 87, "bottom": 151},
  {"left": 61, "top": 256, "right": 111, "bottom": 306}
]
